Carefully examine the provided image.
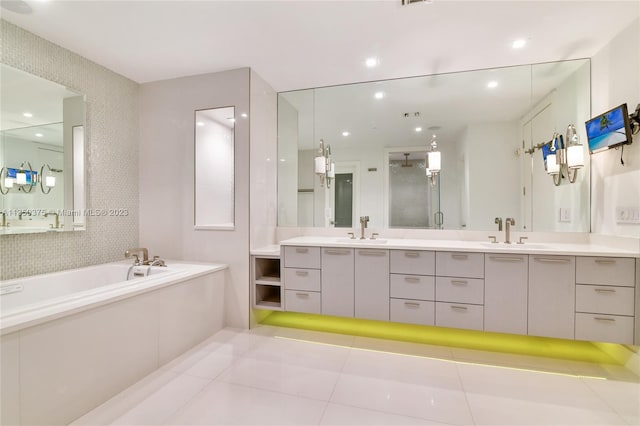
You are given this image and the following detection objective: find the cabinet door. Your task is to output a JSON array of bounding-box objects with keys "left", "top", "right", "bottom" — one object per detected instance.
[
  {"left": 321, "top": 247, "right": 354, "bottom": 317},
  {"left": 528, "top": 255, "right": 575, "bottom": 339},
  {"left": 484, "top": 254, "right": 528, "bottom": 334},
  {"left": 355, "top": 249, "right": 389, "bottom": 321}
]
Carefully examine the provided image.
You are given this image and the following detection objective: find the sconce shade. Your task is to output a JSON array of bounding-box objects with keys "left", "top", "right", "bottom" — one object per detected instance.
[
  {"left": 426, "top": 168, "right": 432, "bottom": 177},
  {"left": 547, "top": 154, "right": 560, "bottom": 175},
  {"left": 4, "top": 177, "right": 14, "bottom": 188},
  {"left": 327, "top": 162, "right": 335, "bottom": 178},
  {"left": 567, "top": 145, "right": 584, "bottom": 168},
  {"left": 314, "top": 156, "right": 326, "bottom": 174},
  {"left": 16, "top": 171, "right": 27, "bottom": 185},
  {"left": 427, "top": 151, "right": 441, "bottom": 172},
  {"left": 45, "top": 175, "right": 56, "bottom": 187}
]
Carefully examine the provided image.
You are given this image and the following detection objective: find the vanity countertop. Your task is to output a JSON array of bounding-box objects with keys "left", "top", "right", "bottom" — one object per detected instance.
[{"left": 277, "top": 236, "right": 640, "bottom": 258}]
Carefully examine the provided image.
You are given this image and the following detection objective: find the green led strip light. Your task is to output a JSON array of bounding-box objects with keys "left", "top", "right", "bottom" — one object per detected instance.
[{"left": 260, "top": 311, "right": 622, "bottom": 364}]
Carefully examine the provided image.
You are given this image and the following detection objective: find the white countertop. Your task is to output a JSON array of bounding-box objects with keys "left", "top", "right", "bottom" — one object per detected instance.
[
  {"left": 276, "top": 236, "right": 639, "bottom": 258},
  {"left": 250, "top": 245, "right": 281, "bottom": 256}
]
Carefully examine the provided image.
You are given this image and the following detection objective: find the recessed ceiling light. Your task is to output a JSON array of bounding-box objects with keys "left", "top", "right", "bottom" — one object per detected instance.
[
  {"left": 279, "top": 158, "right": 286, "bottom": 162},
  {"left": 512, "top": 39, "right": 527, "bottom": 49},
  {"left": 23, "top": 112, "right": 33, "bottom": 118},
  {"left": 228, "top": 118, "right": 236, "bottom": 123},
  {"left": 342, "top": 131, "right": 350, "bottom": 137},
  {"left": 487, "top": 81, "right": 498, "bottom": 89},
  {"left": 365, "top": 57, "right": 379, "bottom": 68},
  {"left": 415, "top": 127, "right": 423, "bottom": 132},
  {"left": 374, "top": 91, "right": 385, "bottom": 99},
  {"left": 241, "top": 113, "right": 248, "bottom": 118},
  {"left": 35, "top": 133, "right": 43, "bottom": 137},
  {"left": 196, "top": 121, "right": 204, "bottom": 126}
]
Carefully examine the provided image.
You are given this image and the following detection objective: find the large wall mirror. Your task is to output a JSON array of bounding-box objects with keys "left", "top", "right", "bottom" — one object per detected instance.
[
  {"left": 1, "top": 64, "right": 86, "bottom": 235},
  {"left": 278, "top": 59, "right": 590, "bottom": 232}
]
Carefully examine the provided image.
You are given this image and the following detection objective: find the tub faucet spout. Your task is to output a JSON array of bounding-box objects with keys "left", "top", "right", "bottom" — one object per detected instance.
[{"left": 125, "top": 248, "right": 149, "bottom": 265}]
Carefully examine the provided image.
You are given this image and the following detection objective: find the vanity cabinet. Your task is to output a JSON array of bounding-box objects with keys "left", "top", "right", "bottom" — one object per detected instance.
[
  {"left": 435, "top": 252, "right": 484, "bottom": 331},
  {"left": 389, "top": 250, "right": 436, "bottom": 326},
  {"left": 484, "top": 254, "right": 528, "bottom": 334},
  {"left": 355, "top": 249, "right": 389, "bottom": 321},
  {"left": 528, "top": 255, "right": 575, "bottom": 339},
  {"left": 282, "top": 246, "right": 322, "bottom": 314},
  {"left": 574, "top": 257, "right": 636, "bottom": 344},
  {"left": 321, "top": 247, "right": 354, "bottom": 317}
]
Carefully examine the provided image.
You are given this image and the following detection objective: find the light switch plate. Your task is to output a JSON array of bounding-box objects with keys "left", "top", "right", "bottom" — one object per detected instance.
[
  {"left": 616, "top": 207, "right": 640, "bottom": 224},
  {"left": 559, "top": 208, "right": 571, "bottom": 223}
]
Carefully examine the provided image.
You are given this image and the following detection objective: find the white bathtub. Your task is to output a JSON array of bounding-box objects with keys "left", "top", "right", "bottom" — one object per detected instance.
[{"left": 0, "top": 260, "right": 227, "bottom": 425}]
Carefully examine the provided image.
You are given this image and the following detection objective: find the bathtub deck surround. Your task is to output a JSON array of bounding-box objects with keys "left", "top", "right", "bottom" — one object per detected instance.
[{"left": 0, "top": 261, "right": 227, "bottom": 425}]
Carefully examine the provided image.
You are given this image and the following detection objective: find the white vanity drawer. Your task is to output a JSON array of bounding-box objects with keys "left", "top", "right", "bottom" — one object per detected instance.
[
  {"left": 575, "top": 313, "right": 634, "bottom": 344},
  {"left": 390, "top": 250, "right": 435, "bottom": 276},
  {"left": 435, "top": 302, "right": 484, "bottom": 331},
  {"left": 436, "top": 252, "right": 484, "bottom": 278},
  {"left": 575, "top": 285, "right": 635, "bottom": 316},
  {"left": 390, "top": 299, "right": 435, "bottom": 326},
  {"left": 285, "top": 290, "right": 321, "bottom": 314},
  {"left": 435, "top": 277, "right": 484, "bottom": 305},
  {"left": 576, "top": 257, "right": 635, "bottom": 287},
  {"left": 283, "top": 246, "right": 321, "bottom": 269},
  {"left": 284, "top": 268, "right": 321, "bottom": 292},
  {"left": 390, "top": 274, "right": 435, "bottom": 301}
]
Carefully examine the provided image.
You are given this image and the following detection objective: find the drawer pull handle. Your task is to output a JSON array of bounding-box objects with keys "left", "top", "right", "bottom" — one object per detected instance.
[
  {"left": 489, "top": 256, "right": 523, "bottom": 262},
  {"left": 594, "top": 259, "right": 616, "bottom": 264},
  {"left": 594, "top": 317, "right": 616, "bottom": 322},
  {"left": 595, "top": 288, "right": 616, "bottom": 294},
  {"left": 451, "top": 305, "right": 468, "bottom": 311},
  {"left": 404, "top": 302, "right": 420, "bottom": 308},
  {"left": 404, "top": 252, "right": 420, "bottom": 258},
  {"left": 295, "top": 270, "right": 309, "bottom": 277},
  {"left": 325, "top": 249, "right": 350, "bottom": 255},
  {"left": 404, "top": 277, "right": 420, "bottom": 283},
  {"left": 451, "top": 254, "right": 468, "bottom": 260},
  {"left": 295, "top": 248, "right": 309, "bottom": 254},
  {"left": 534, "top": 257, "right": 570, "bottom": 263},
  {"left": 451, "top": 280, "right": 468, "bottom": 286},
  {"left": 359, "top": 250, "right": 386, "bottom": 257},
  {"left": 295, "top": 292, "right": 310, "bottom": 298}
]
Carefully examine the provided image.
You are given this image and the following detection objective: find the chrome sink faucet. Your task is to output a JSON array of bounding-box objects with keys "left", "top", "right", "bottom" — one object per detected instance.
[
  {"left": 359, "top": 216, "right": 370, "bottom": 239},
  {"left": 44, "top": 212, "right": 59, "bottom": 229},
  {"left": 505, "top": 218, "right": 515, "bottom": 244},
  {"left": 494, "top": 217, "right": 503, "bottom": 231}
]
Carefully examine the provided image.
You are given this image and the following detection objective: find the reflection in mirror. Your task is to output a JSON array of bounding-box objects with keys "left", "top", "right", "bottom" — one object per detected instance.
[
  {"left": 1, "top": 64, "right": 86, "bottom": 234},
  {"left": 278, "top": 59, "right": 590, "bottom": 232},
  {"left": 194, "top": 106, "right": 235, "bottom": 230}
]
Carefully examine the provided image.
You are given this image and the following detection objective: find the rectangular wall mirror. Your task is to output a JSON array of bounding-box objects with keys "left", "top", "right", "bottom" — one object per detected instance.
[
  {"left": 278, "top": 59, "right": 591, "bottom": 233},
  {"left": 194, "top": 106, "right": 235, "bottom": 230},
  {"left": 1, "top": 64, "right": 86, "bottom": 235}
]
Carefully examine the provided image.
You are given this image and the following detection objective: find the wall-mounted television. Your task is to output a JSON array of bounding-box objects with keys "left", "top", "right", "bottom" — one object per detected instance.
[{"left": 585, "top": 103, "right": 633, "bottom": 154}]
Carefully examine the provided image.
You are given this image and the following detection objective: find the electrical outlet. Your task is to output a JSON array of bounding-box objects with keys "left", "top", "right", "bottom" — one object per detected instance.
[
  {"left": 559, "top": 208, "right": 571, "bottom": 223},
  {"left": 616, "top": 207, "right": 640, "bottom": 224}
]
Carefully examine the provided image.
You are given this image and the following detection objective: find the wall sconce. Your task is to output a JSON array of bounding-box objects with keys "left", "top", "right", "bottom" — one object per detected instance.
[
  {"left": 40, "top": 163, "right": 57, "bottom": 194},
  {"left": 546, "top": 125, "right": 584, "bottom": 186},
  {"left": 314, "top": 138, "right": 334, "bottom": 188},
  {"left": 425, "top": 134, "right": 441, "bottom": 186},
  {"left": 0, "top": 167, "right": 12, "bottom": 195},
  {"left": 15, "top": 162, "right": 35, "bottom": 193}
]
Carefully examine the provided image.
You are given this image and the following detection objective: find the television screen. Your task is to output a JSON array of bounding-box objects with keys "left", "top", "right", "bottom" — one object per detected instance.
[{"left": 585, "top": 104, "right": 632, "bottom": 153}]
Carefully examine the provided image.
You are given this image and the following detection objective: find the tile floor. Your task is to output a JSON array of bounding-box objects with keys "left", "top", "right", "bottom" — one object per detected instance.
[{"left": 72, "top": 326, "right": 640, "bottom": 425}]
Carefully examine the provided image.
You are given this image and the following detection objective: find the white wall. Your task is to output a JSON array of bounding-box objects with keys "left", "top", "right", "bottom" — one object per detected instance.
[
  {"left": 139, "top": 68, "right": 251, "bottom": 328},
  {"left": 591, "top": 18, "right": 640, "bottom": 237},
  {"left": 249, "top": 69, "right": 278, "bottom": 250}
]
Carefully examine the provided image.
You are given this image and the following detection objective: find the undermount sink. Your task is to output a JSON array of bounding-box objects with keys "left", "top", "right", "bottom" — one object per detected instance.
[
  {"left": 480, "top": 242, "right": 548, "bottom": 249},
  {"left": 335, "top": 238, "right": 388, "bottom": 244}
]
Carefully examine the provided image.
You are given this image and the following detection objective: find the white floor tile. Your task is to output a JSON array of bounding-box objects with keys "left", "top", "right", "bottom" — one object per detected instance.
[
  {"left": 319, "top": 403, "right": 448, "bottom": 425},
  {"left": 165, "top": 381, "right": 327, "bottom": 425},
  {"left": 582, "top": 377, "right": 640, "bottom": 425},
  {"left": 219, "top": 356, "right": 340, "bottom": 400},
  {"left": 110, "top": 374, "right": 210, "bottom": 425},
  {"left": 466, "top": 392, "right": 627, "bottom": 425},
  {"left": 179, "top": 350, "right": 237, "bottom": 380},
  {"left": 352, "top": 336, "right": 453, "bottom": 360},
  {"left": 330, "top": 373, "right": 473, "bottom": 425}
]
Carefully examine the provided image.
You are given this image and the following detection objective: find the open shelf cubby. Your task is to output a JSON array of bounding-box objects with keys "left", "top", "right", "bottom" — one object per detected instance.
[
  {"left": 254, "top": 257, "right": 281, "bottom": 284},
  {"left": 253, "top": 256, "right": 282, "bottom": 310}
]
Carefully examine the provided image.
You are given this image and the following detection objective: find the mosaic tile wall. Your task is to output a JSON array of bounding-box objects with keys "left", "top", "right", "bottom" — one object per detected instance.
[{"left": 0, "top": 20, "right": 140, "bottom": 280}]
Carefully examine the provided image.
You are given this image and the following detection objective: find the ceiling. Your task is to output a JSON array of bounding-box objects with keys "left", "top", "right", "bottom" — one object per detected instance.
[{"left": 1, "top": 1, "right": 638, "bottom": 92}]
